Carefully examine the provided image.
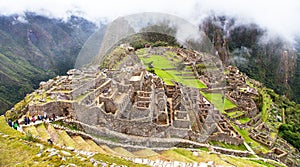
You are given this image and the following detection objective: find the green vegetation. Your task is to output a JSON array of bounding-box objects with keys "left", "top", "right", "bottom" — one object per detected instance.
[
  {"left": 250, "top": 159, "right": 285, "bottom": 167},
  {"left": 0, "top": 116, "right": 24, "bottom": 138},
  {"left": 198, "top": 147, "right": 209, "bottom": 152},
  {"left": 264, "top": 88, "right": 300, "bottom": 150},
  {"left": 142, "top": 55, "right": 175, "bottom": 68},
  {"left": 52, "top": 120, "right": 80, "bottom": 131},
  {"left": 196, "top": 63, "right": 206, "bottom": 75},
  {"left": 261, "top": 88, "right": 272, "bottom": 122},
  {"left": 137, "top": 51, "right": 206, "bottom": 88},
  {"left": 0, "top": 133, "right": 40, "bottom": 166},
  {"left": 23, "top": 131, "right": 39, "bottom": 142},
  {"left": 0, "top": 14, "right": 96, "bottom": 115},
  {"left": 93, "top": 153, "right": 146, "bottom": 167},
  {"left": 160, "top": 148, "right": 276, "bottom": 166},
  {"left": 238, "top": 117, "right": 251, "bottom": 124},
  {"left": 221, "top": 156, "right": 273, "bottom": 167},
  {"left": 278, "top": 124, "right": 300, "bottom": 150},
  {"left": 226, "top": 110, "right": 244, "bottom": 119},
  {"left": 160, "top": 148, "right": 199, "bottom": 163},
  {"left": 200, "top": 92, "right": 236, "bottom": 113},
  {"left": 209, "top": 141, "right": 247, "bottom": 151},
  {"left": 231, "top": 123, "right": 270, "bottom": 154},
  {"left": 128, "top": 24, "right": 179, "bottom": 49},
  {"left": 0, "top": 115, "right": 279, "bottom": 166},
  {"left": 101, "top": 47, "right": 127, "bottom": 69},
  {"left": 133, "top": 149, "right": 159, "bottom": 158}
]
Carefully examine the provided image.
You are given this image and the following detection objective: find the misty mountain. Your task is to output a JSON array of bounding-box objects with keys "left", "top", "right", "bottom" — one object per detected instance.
[
  {"left": 200, "top": 15, "right": 300, "bottom": 103},
  {"left": 0, "top": 12, "right": 97, "bottom": 115}
]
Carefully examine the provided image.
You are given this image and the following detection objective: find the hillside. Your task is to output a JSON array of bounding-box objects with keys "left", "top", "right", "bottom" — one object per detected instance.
[
  {"left": 4, "top": 45, "right": 299, "bottom": 166},
  {"left": 201, "top": 15, "right": 299, "bottom": 103},
  {"left": 0, "top": 12, "right": 97, "bottom": 115}
]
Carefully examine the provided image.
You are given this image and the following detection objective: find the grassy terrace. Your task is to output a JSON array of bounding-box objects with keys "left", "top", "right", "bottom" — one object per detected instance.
[
  {"left": 247, "top": 79, "right": 272, "bottom": 123},
  {"left": 230, "top": 123, "right": 270, "bottom": 154},
  {"left": 238, "top": 117, "right": 251, "bottom": 124},
  {"left": 227, "top": 110, "right": 244, "bottom": 118},
  {"left": 200, "top": 91, "right": 237, "bottom": 113},
  {"left": 261, "top": 88, "right": 272, "bottom": 122},
  {"left": 0, "top": 116, "right": 146, "bottom": 166},
  {"left": 137, "top": 50, "right": 206, "bottom": 89},
  {"left": 209, "top": 141, "right": 247, "bottom": 151},
  {"left": 159, "top": 148, "right": 275, "bottom": 166}
]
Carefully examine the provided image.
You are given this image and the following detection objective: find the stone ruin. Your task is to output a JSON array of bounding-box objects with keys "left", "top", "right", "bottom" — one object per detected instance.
[
  {"left": 8, "top": 45, "right": 300, "bottom": 166},
  {"left": 209, "top": 119, "right": 244, "bottom": 146},
  {"left": 21, "top": 56, "right": 245, "bottom": 146},
  {"left": 224, "top": 66, "right": 260, "bottom": 123},
  {"left": 249, "top": 123, "right": 274, "bottom": 148}
]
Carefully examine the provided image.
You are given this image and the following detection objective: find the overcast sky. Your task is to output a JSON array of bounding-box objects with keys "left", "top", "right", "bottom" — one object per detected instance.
[{"left": 0, "top": 0, "right": 300, "bottom": 43}]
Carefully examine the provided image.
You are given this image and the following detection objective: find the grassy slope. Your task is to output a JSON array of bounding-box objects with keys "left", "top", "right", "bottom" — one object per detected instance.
[
  {"left": 261, "top": 88, "right": 272, "bottom": 122},
  {"left": 209, "top": 141, "right": 247, "bottom": 151},
  {"left": 200, "top": 91, "right": 237, "bottom": 113},
  {"left": 231, "top": 123, "right": 270, "bottom": 154},
  {"left": 0, "top": 116, "right": 146, "bottom": 166},
  {"left": 159, "top": 148, "right": 275, "bottom": 167},
  {"left": 137, "top": 49, "right": 206, "bottom": 88}
]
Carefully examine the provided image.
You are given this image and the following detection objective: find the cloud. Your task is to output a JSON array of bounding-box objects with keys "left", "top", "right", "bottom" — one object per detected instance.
[{"left": 0, "top": 0, "right": 299, "bottom": 43}]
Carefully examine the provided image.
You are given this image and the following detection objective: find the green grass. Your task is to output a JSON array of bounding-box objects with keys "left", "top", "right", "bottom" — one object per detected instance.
[
  {"left": 246, "top": 79, "right": 254, "bottom": 88},
  {"left": 141, "top": 55, "right": 175, "bottom": 69},
  {"left": 209, "top": 141, "right": 247, "bottom": 151},
  {"left": 198, "top": 147, "right": 209, "bottom": 152},
  {"left": 35, "top": 123, "right": 51, "bottom": 141},
  {"left": 165, "top": 51, "right": 180, "bottom": 62},
  {"left": 160, "top": 148, "right": 197, "bottom": 163},
  {"left": 250, "top": 159, "right": 285, "bottom": 167},
  {"left": 138, "top": 52, "right": 206, "bottom": 88},
  {"left": 0, "top": 116, "right": 24, "bottom": 138},
  {"left": 93, "top": 153, "right": 147, "bottom": 167},
  {"left": 231, "top": 123, "right": 270, "bottom": 154},
  {"left": 238, "top": 117, "right": 251, "bottom": 124},
  {"left": 113, "top": 147, "right": 136, "bottom": 157},
  {"left": 0, "top": 133, "right": 40, "bottom": 166},
  {"left": 227, "top": 110, "right": 245, "bottom": 118},
  {"left": 200, "top": 92, "right": 237, "bottom": 113},
  {"left": 261, "top": 88, "right": 272, "bottom": 122},
  {"left": 185, "top": 66, "right": 193, "bottom": 70},
  {"left": 133, "top": 149, "right": 159, "bottom": 158},
  {"left": 135, "top": 48, "right": 146, "bottom": 55},
  {"left": 0, "top": 116, "right": 150, "bottom": 166},
  {"left": 99, "top": 136, "right": 119, "bottom": 143},
  {"left": 23, "top": 126, "right": 40, "bottom": 137},
  {"left": 160, "top": 148, "right": 274, "bottom": 167},
  {"left": 221, "top": 156, "right": 269, "bottom": 167},
  {"left": 57, "top": 130, "right": 76, "bottom": 148}
]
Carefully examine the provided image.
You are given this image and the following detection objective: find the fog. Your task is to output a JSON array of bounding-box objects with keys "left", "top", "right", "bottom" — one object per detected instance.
[{"left": 0, "top": 0, "right": 300, "bottom": 44}]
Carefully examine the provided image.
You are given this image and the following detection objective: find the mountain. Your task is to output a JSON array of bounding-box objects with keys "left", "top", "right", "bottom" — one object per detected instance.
[
  {"left": 0, "top": 12, "right": 97, "bottom": 115},
  {"left": 4, "top": 44, "right": 299, "bottom": 166},
  {"left": 200, "top": 15, "right": 299, "bottom": 103}
]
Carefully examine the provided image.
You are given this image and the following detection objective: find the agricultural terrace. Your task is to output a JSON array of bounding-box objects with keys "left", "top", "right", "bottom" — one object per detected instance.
[{"left": 136, "top": 49, "right": 206, "bottom": 89}]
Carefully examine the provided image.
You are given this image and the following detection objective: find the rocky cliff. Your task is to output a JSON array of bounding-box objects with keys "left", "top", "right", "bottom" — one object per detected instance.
[{"left": 201, "top": 15, "right": 299, "bottom": 102}]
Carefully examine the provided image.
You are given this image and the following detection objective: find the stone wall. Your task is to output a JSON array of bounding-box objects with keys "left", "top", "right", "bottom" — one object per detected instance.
[
  {"left": 209, "top": 132, "right": 244, "bottom": 146},
  {"left": 73, "top": 103, "right": 104, "bottom": 126},
  {"left": 173, "top": 110, "right": 191, "bottom": 129},
  {"left": 71, "top": 79, "right": 95, "bottom": 99},
  {"left": 212, "top": 147, "right": 250, "bottom": 157},
  {"left": 28, "top": 101, "right": 73, "bottom": 118}
]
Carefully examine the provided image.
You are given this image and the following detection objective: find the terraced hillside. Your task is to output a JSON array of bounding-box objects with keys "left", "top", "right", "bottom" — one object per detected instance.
[
  {"left": 0, "top": 115, "right": 286, "bottom": 167},
  {"left": 3, "top": 46, "right": 299, "bottom": 166}
]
